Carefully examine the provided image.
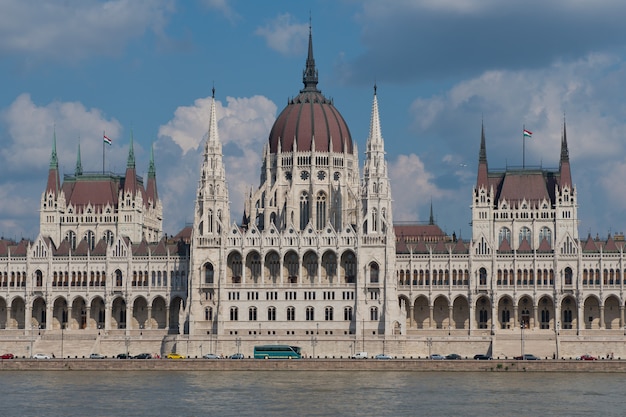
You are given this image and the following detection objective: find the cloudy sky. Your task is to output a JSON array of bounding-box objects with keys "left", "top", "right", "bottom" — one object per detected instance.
[{"left": 2, "top": 0, "right": 626, "bottom": 241}]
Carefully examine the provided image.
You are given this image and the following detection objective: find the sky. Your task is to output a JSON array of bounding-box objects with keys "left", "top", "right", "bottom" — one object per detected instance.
[{"left": 2, "top": 0, "right": 626, "bottom": 241}]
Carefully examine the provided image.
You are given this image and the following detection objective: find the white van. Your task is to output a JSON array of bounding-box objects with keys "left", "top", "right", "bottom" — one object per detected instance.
[{"left": 351, "top": 352, "right": 368, "bottom": 359}]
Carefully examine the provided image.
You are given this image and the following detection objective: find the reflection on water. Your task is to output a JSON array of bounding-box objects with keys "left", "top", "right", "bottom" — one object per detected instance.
[{"left": 0, "top": 370, "right": 623, "bottom": 417}]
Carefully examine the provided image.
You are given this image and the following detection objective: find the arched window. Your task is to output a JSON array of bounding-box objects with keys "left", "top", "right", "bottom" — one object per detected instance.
[
  {"left": 35, "top": 270, "right": 43, "bottom": 287},
  {"left": 204, "top": 263, "right": 214, "bottom": 284},
  {"left": 498, "top": 227, "right": 511, "bottom": 246},
  {"left": 370, "top": 306, "right": 379, "bottom": 321},
  {"left": 325, "top": 306, "right": 333, "bottom": 321},
  {"left": 316, "top": 191, "right": 327, "bottom": 230},
  {"left": 344, "top": 306, "right": 353, "bottom": 321},
  {"left": 299, "top": 191, "right": 310, "bottom": 230},
  {"left": 205, "top": 307, "right": 213, "bottom": 321},
  {"left": 539, "top": 227, "right": 552, "bottom": 246},
  {"left": 564, "top": 267, "right": 573, "bottom": 285},
  {"left": 267, "top": 306, "right": 276, "bottom": 321},
  {"left": 84, "top": 230, "right": 95, "bottom": 250},
  {"left": 66, "top": 230, "right": 77, "bottom": 250},
  {"left": 370, "top": 262, "right": 379, "bottom": 284},
  {"left": 248, "top": 307, "right": 257, "bottom": 321},
  {"left": 305, "top": 306, "right": 314, "bottom": 321},
  {"left": 287, "top": 306, "right": 295, "bottom": 321},
  {"left": 519, "top": 227, "right": 532, "bottom": 246},
  {"left": 230, "top": 307, "right": 238, "bottom": 321},
  {"left": 115, "top": 269, "right": 123, "bottom": 287},
  {"left": 479, "top": 268, "right": 487, "bottom": 285}
]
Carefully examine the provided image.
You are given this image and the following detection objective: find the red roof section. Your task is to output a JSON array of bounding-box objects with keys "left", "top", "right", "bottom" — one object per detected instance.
[
  {"left": 496, "top": 171, "right": 551, "bottom": 205},
  {"left": 269, "top": 91, "right": 353, "bottom": 154}
]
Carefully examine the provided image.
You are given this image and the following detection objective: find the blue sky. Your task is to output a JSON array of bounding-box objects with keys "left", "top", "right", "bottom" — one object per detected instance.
[{"left": 2, "top": 0, "right": 626, "bottom": 241}]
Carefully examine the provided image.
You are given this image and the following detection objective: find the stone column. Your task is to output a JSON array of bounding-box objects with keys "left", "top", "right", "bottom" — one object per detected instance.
[
  {"left": 448, "top": 306, "right": 454, "bottom": 334},
  {"left": 620, "top": 305, "right": 624, "bottom": 329},
  {"left": 428, "top": 304, "right": 434, "bottom": 329},
  {"left": 6, "top": 306, "right": 12, "bottom": 330},
  {"left": 513, "top": 305, "right": 519, "bottom": 329},
  {"left": 600, "top": 305, "right": 605, "bottom": 329},
  {"left": 409, "top": 304, "right": 415, "bottom": 328},
  {"left": 45, "top": 301, "right": 53, "bottom": 330},
  {"left": 126, "top": 302, "right": 133, "bottom": 332},
  {"left": 25, "top": 302, "right": 32, "bottom": 332},
  {"left": 67, "top": 306, "right": 72, "bottom": 330},
  {"left": 147, "top": 306, "right": 153, "bottom": 329},
  {"left": 532, "top": 305, "right": 538, "bottom": 329},
  {"left": 104, "top": 300, "right": 112, "bottom": 331}
]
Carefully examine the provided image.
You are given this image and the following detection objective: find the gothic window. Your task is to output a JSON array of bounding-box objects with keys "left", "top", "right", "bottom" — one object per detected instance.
[
  {"left": 369, "top": 262, "right": 379, "bottom": 284},
  {"left": 300, "top": 191, "right": 310, "bottom": 230},
  {"left": 267, "top": 306, "right": 276, "bottom": 321},
  {"left": 498, "top": 227, "right": 511, "bottom": 246},
  {"left": 479, "top": 268, "right": 487, "bottom": 285},
  {"left": 306, "top": 306, "right": 314, "bottom": 321},
  {"left": 370, "top": 306, "right": 379, "bottom": 321},
  {"left": 287, "top": 306, "right": 295, "bottom": 321},
  {"left": 66, "top": 230, "right": 77, "bottom": 250},
  {"left": 230, "top": 307, "right": 238, "bottom": 321},
  {"left": 371, "top": 208, "right": 378, "bottom": 232},
  {"left": 204, "top": 263, "right": 214, "bottom": 284},
  {"left": 564, "top": 267, "right": 573, "bottom": 285},
  {"left": 316, "top": 191, "right": 327, "bottom": 229},
  {"left": 344, "top": 306, "right": 353, "bottom": 321},
  {"left": 539, "top": 227, "right": 552, "bottom": 246},
  {"left": 249, "top": 307, "right": 257, "bottom": 321},
  {"left": 115, "top": 269, "right": 123, "bottom": 287},
  {"left": 205, "top": 307, "right": 213, "bottom": 321},
  {"left": 519, "top": 227, "right": 531, "bottom": 246},
  {"left": 84, "top": 230, "right": 95, "bottom": 250},
  {"left": 325, "top": 306, "right": 333, "bottom": 321},
  {"left": 103, "top": 230, "right": 114, "bottom": 245},
  {"left": 208, "top": 209, "right": 214, "bottom": 233}
]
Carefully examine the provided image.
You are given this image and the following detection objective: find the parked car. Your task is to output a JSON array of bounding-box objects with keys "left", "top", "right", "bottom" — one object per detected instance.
[
  {"left": 351, "top": 352, "right": 368, "bottom": 359},
  {"left": 474, "top": 354, "right": 492, "bottom": 360},
  {"left": 203, "top": 353, "right": 221, "bottom": 359},
  {"left": 133, "top": 353, "right": 152, "bottom": 359},
  {"left": 445, "top": 353, "right": 462, "bottom": 360},
  {"left": 89, "top": 353, "right": 105, "bottom": 359},
  {"left": 430, "top": 354, "right": 445, "bottom": 360},
  {"left": 32, "top": 353, "right": 51, "bottom": 359},
  {"left": 0, "top": 353, "right": 14, "bottom": 359},
  {"left": 375, "top": 353, "right": 392, "bottom": 360},
  {"left": 578, "top": 354, "right": 597, "bottom": 361},
  {"left": 514, "top": 354, "right": 540, "bottom": 360},
  {"left": 229, "top": 353, "right": 244, "bottom": 359},
  {"left": 116, "top": 353, "right": 131, "bottom": 359},
  {"left": 166, "top": 352, "right": 185, "bottom": 359}
]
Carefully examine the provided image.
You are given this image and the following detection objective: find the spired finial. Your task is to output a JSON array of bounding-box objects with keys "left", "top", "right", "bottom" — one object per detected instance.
[
  {"left": 212, "top": 82, "right": 215, "bottom": 99},
  {"left": 374, "top": 82, "right": 377, "bottom": 95}
]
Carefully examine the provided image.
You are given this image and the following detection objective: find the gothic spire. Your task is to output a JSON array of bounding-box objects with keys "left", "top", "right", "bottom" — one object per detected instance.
[
  {"left": 301, "top": 24, "right": 319, "bottom": 93},
  {"left": 476, "top": 122, "right": 489, "bottom": 189},
  {"left": 75, "top": 140, "right": 83, "bottom": 176},
  {"left": 148, "top": 143, "right": 156, "bottom": 178},
  {"left": 559, "top": 116, "right": 572, "bottom": 188},
  {"left": 46, "top": 128, "right": 61, "bottom": 196},
  {"left": 429, "top": 200, "right": 435, "bottom": 225},
  {"left": 127, "top": 129, "right": 136, "bottom": 169}
]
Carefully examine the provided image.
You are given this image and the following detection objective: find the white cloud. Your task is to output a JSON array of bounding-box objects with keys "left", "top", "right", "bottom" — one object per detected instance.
[
  {"left": 0, "top": 0, "right": 174, "bottom": 65},
  {"left": 388, "top": 153, "right": 451, "bottom": 222},
  {"left": 255, "top": 14, "right": 308, "bottom": 55}
]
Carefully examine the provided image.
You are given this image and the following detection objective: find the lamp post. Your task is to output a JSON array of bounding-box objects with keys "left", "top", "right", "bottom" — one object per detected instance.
[
  {"left": 125, "top": 336, "right": 130, "bottom": 358},
  {"left": 311, "top": 334, "right": 318, "bottom": 359},
  {"left": 427, "top": 337, "right": 432, "bottom": 358},
  {"left": 555, "top": 321, "right": 560, "bottom": 360},
  {"left": 61, "top": 324, "right": 64, "bottom": 359},
  {"left": 519, "top": 320, "right": 524, "bottom": 357},
  {"left": 200, "top": 344, "right": 203, "bottom": 358},
  {"left": 235, "top": 337, "right": 241, "bottom": 355}
]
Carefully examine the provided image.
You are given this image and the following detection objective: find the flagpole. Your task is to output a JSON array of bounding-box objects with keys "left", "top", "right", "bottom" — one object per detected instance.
[
  {"left": 522, "top": 125, "right": 525, "bottom": 169},
  {"left": 103, "top": 130, "right": 105, "bottom": 174}
]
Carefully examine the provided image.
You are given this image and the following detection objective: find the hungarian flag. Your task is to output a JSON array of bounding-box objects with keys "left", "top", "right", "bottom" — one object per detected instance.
[
  {"left": 523, "top": 129, "right": 533, "bottom": 138},
  {"left": 103, "top": 134, "right": 112, "bottom": 145}
]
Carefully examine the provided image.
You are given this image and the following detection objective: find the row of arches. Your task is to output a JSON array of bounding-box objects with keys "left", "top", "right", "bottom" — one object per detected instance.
[
  {"left": 399, "top": 294, "right": 626, "bottom": 331},
  {"left": 203, "top": 249, "right": 380, "bottom": 286},
  {"left": 0, "top": 295, "right": 184, "bottom": 332}
]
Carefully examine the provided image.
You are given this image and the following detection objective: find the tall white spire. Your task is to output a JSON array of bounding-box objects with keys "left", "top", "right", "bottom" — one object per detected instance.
[{"left": 194, "top": 87, "right": 230, "bottom": 237}]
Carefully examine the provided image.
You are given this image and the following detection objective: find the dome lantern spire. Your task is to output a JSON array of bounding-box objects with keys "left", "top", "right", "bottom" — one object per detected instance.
[{"left": 301, "top": 24, "right": 319, "bottom": 93}]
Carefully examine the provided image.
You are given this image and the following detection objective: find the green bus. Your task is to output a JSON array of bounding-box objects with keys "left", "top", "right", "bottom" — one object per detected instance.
[{"left": 254, "top": 345, "right": 302, "bottom": 359}]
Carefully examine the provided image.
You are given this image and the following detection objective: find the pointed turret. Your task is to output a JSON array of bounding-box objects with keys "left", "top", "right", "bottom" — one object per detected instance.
[
  {"left": 124, "top": 130, "right": 137, "bottom": 195},
  {"left": 429, "top": 200, "right": 435, "bottom": 226},
  {"left": 146, "top": 143, "right": 159, "bottom": 205},
  {"left": 75, "top": 141, "right": 83, "bottom": 176},
  {"left": 559, "top": 118, "right": 572, "bottom": 188},
  {"left": 476, "top": 122, "right": 489, "bottom": 189},
  {"left": 46, "top": 129, "right": 61, "bottom": 197},
  {"left": 194, "top": 86, "right": 230, "bottom": 237},
  {"left": 362, "top": 84, "right": 393, "bottom": 232}
]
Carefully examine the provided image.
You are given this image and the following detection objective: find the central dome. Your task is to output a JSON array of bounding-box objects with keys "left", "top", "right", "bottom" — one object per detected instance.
[{"left": 268, "top": 30, "right": 353, "bottom": 155}]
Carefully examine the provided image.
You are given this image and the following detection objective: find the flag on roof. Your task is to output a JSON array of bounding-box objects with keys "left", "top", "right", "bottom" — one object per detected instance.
[
  {"left": 523, "top": 129, "right": 533, "bottom": 138},
  {"left": 103, "top": 134, "right": 112, "bottom": 145}
]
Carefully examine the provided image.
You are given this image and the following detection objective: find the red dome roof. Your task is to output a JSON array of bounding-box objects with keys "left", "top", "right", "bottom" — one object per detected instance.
[
  {"left": 268, "top": 91, "right": 353, "bottom": 154},
  {"left": 267, "top": 28, "right": 353, "bottom": 155}
]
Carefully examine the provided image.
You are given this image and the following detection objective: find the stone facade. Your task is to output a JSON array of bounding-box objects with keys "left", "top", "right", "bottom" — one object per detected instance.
[{"left": 1, "top": 30, "right": 625, "bottom": 360}]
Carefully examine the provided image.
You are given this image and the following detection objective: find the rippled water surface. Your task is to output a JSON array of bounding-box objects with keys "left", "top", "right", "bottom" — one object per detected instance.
[{"left": 0, "top": 370, "right": 623, "bottom": 416}]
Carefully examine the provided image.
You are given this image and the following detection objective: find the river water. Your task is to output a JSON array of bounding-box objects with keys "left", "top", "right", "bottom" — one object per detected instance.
[{"left": 0, "top": 370, "right": 622, "bottom": 416}]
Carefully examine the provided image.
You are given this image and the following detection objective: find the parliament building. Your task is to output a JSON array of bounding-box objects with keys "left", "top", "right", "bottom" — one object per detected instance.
[{"left": 1, "top": 31, "right": 625, "bottom": 359}]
